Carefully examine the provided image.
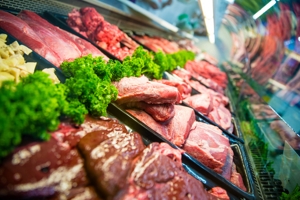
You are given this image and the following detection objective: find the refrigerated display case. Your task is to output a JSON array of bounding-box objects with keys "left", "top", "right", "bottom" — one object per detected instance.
[{"left": 0, "top": 0, "right": 299, "bottom": 199}]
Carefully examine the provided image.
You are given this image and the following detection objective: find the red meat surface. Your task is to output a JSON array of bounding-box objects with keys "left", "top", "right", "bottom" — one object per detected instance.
[
  {"left": 114, "top": 76, "right": 180, "bottom": 105},
  {"left": 183, "top": 121, "right": 233, "bottom": 178},
  {"left": 124, "top": 102, "right": 175, "bottom": 122},
  {"left": 18, "top": 10, "right": 82, "bottom": 63},
  {"left": 184, "top": 93, "right": 213, "bottom": 115},
  {"left": 0, "top": 10, "right": 61, "bottom": 67},
  {"left": 185, "top": 60, "right": 228, "bottom": 89},
  {"left": 154, "top": 79, "right": 192, "bottom": 102}
]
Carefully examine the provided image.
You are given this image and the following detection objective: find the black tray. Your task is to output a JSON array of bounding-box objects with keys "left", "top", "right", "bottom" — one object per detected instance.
[
  {"left": 42, "top": 11, "right": 121, "bottom": 62},
  {"left": 107, "top": 103, "right": 257, "bottom": 200},
  {"left": 0, "top": 28, "right": 66, "bottom": 83}
]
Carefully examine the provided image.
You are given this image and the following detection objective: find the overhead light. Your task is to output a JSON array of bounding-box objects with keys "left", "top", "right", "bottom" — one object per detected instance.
[
  {"left": 253, "top": 0, "right": 276, "bottom": 20},
  {"left": 199, "top": 0, "right": 213, "bottom": 19},
  {"left": 208, "top": 34, "right": 215, "bottom": 44},
  {"left": 204, "top": 18, "right": 214, "bottom": 34},
  {"left": 198, "top": 0, "right": 215, "bottom": 43}
]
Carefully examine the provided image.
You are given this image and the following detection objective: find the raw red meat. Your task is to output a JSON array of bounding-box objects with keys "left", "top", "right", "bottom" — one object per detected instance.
[
  {"left": 18, "top": 10, "right": 82, "bottom": 63},
  {"left": 78, "top": 128, "right": 144, "bottom": 198},
  {"left": 154, "top": 79, "right": 192, "bottom": 102},
  {"left": 172, "top": 68, "right": 192, "bottom": 82},
  {"left": 166, "top": 105, "right": 195, "bottom": 147},
  {"left": 127, "top": 109, "right": 171, "bottom": 140},
  {"left": 185, "top": 60, "right": 228, "bottom": 89},
  {"left": 114, "top": 76, "right": 180, "bottom": 105},
  {"left": 208, "top": 106, "right": 232, "bottom": 130},
  {"left": 116, "top": 143, "right": 214, "bottom": 200},
  {"left": 184, "top": 93, "right": 213, "bottom": 115},
  {"left": 0, "top": 10, "right": 61, "bottom": 67},
  {"left": 133, "top": 35, "right": 181, "bottom": 53},
  {"left": 127, "top": 105, "right": 195, "bottom": 147},
  {"left": 230, "top": 163, "right": 247, "bottom": 191},
  {"left": 183, "top": 121, "right": 233, "bottom": 178},
  {"left": 123, "top": 102, "right": 175, "bottom": 122},
  {"left": 0, "top": 138, "right": 89, "bottom": 199},
  {"left": 208, "top": 187, "right": 230, "bottom": 200}
]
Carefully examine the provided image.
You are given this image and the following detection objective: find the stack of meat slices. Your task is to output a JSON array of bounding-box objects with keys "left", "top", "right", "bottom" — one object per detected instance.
[
  {"left": 172, "top": 67, "right": 234, "bottom": 132},
  {"left": 114, "top": 76, "right": 246, "bottom": 191},
  {"left": 0, "top": 10, "right": 108, "bottom": 67},
  {"left": 66, "top": 7, "right": 140, "bottom": 61},
  {"left": 0, "top": 115, "right": 229, "bottom": 200},
  {"left": 132, "top": 35, "right": 181, "bottom": 54}
]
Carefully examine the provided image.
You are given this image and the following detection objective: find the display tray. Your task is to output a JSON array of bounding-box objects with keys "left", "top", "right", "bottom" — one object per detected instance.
[
  {"left": 42, "top": 11, "right": 121, "bottom": 61},
  {"left": 0, "top": 28, "right": 65, "bottom": 83},
  {"left": 107, "top": 102, "right": 256, "bottom": 199}
]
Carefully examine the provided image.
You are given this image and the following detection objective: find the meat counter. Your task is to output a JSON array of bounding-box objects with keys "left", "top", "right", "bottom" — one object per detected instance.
[{"left": 0, "top": 0, "right": 298, "bottom": 199}]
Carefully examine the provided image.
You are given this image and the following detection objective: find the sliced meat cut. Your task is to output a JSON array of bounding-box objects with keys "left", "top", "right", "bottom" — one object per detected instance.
[
  {"left": 116, "top": 143, "right": 214, "bottom": 200},
  {"left": 154, "top": 79, "right": 191, "bottom": 101},
  {"left": 126, "top": 109, "right": 171, "bottom": 140},
  {"left": 18, "top": 10, "right": 82, "bottom": 63},
  {"left": 0, "top": 10, "right": 61, "bottom": 67},
  {"left": 0, "top": 138, "right": 89, "bottom": 199},
  {"left": 114, "top": 76, "right": 179, "bottom": 105},
  {"left": 166, "top": 105, "right": 195, "bottom": 147},
  {"left": 77, "top": 123, "right": 144, "bottom": 198},
  {"left": 123, "top": 102, "right": 175, "bottom": 122},
  {"left": 183, "top": 121, "right": 233, "bottom": 178},
  {"left": 127, "top": 105, "right": 195, "bottom": 147},
  {"left": 184, "top": 93, "right": 213, "bottom": 115},
  {"left": 230, "top": 163, "right": 247, "bottom": 191},
  {"left": 208, "top": 106, "right": 232, "bottom": 130}
]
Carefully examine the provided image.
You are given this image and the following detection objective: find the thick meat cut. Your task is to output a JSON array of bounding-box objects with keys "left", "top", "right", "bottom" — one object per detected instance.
[
  {"left": 67, "top": 7, "right": 138, "bottom": 60},
  {"left": 18, "top": 11, "right": 82, "bottom": 63},
  {"left": 154, "top": 79, "right": 192, "bottom": 102},
  {"left": 166, "top": 105, "right": 195, "bottom": 147},
  {"left": 0, "top": 10, "right": 61, "bottom": 66},
  {"left": 184, "top": 93, "right": 213, "bottom": 115},
  {"left": 115, "top": 143, "right": 214, "bottom": 200},
  {"left": 208, "top": 106, "right": 232, "bottom": 130},
  {"left": 123, "top": 102, "right": 175, "bottom": 122},
  {"left": 114, "top": 76, "right": 179, "bottom": 105},
  {"left": 0, "top": 138, "right": 90, "bottom": 199},
  {"left": 126, "top": 109, "right": 171, "bottom": 140},
  {"left": 127, "top": 105, "right": 195, "bottom": 147},
  {"left": 78, "top": 129, "right": 145, "bottom": 198},
  {"left": 183, "top": 122, "right": 233, "bottom": 178}
]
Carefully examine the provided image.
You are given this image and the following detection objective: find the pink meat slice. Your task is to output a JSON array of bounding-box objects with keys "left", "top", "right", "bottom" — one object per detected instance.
[
  {"left": 18, "top": 10, "right": 82, "bottom": 62},
  {"left": 208, "top": 106, "right": 232, "bottom": 130},
  {"left": 124, "top": 102, "right": 175, "bottom": 122},
  {"left": 126, "top": 109, "right": 171, "bottom": 141},
  {"left": 154, "top": 79, "right": 191, "bottom": 101},
  {"left": 230, "top": 163, "right": 247, "bottom": 191},
  {"left": 183, "top": 121, "right": 233, "bottom": 178},
  {"left": 184, "top": 93, "right": 212, "bottom": 115},
  {"left": 0, "top": 10, "right": 61, "bottom": 67},
  {"left": 167, "top": 105, "right": 195, "bottom": 147},
  {"left": 114, "top": 76, "right": 179, "bottom": 105},
  {"left": 64, "top": 31, "right": 109, "bottom": 60}
]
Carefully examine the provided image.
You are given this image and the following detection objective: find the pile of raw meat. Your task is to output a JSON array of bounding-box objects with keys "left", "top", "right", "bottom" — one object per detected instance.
[
  {"left": 0, "top": 10, "right": 107, "bottom": 67},
  {"left": 67, "top": 7, "right": 139, "bottom": 60},
  {"left": 0, "top": 116, "right": 229, "bottom": 200},
  {"left": 114, "top": 76, "right": 246, "bottom": 191},
  {"left": 133, "top": 35, "right": 181, "bottom": 53},
  {"left": 172, "top": 62, "right": 233, "bottom": 131}
]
